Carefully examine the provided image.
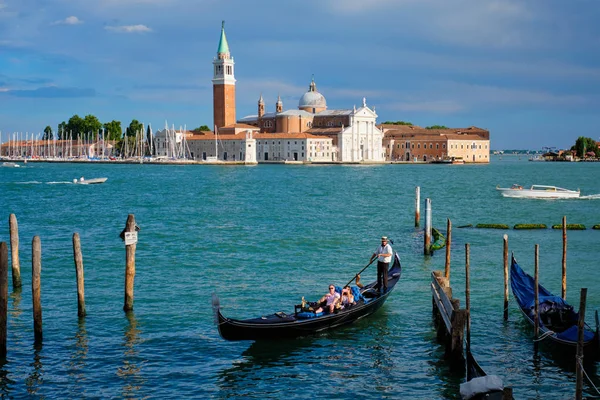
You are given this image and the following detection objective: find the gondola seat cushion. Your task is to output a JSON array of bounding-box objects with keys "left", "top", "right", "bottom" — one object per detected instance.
[{"left": 297, "top": 312, "right": 324, "bottom": 319}]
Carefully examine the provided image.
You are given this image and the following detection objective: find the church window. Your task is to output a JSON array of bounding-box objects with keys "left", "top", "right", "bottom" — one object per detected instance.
[
  {"left": 436, "top": 144, "right": 439, "bottom": 149},
  {"left": 430, "top": 143, "right": 433, "bottom": 149},
  {"left": 443, "top": 144, "right": 446, "bottom": 149},
  {"left": 417, "top": 144, "right": 420, "bottom": 149}
]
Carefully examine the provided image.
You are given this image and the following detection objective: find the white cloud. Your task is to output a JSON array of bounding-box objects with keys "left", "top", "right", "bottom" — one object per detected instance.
[
  {"left": 53, "top": 16, "right": 83, "bottom": 25},
  {"left": 105, "top": 24, "right": 152, "bottom": 33}
]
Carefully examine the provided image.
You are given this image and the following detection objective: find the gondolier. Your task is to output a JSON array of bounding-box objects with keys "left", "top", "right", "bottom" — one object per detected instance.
[{"left": 372, "top": 236, "right": 393, "bottom": 293}]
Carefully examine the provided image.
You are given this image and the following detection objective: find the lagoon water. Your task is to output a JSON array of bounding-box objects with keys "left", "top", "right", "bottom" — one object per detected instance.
[{"left": 0, "top": 155, "right": 599, "bottom": 399}]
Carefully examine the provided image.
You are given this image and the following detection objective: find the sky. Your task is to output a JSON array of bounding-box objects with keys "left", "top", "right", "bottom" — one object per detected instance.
[{"left": 1, "top": 0, "right": 599, "bottom": 150}]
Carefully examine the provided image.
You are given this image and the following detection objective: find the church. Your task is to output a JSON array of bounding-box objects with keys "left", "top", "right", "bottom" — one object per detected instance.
[{"left": 184, "top": 22, "right": 385, "bottom": 163}]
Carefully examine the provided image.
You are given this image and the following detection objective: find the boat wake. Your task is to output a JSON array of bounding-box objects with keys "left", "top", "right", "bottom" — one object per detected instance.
[
  {"left": 580, "top": 193, "right": 600, "bottom": 199},
  {"left": 16, "top": 181, "right": 73, "bottom": 185}
]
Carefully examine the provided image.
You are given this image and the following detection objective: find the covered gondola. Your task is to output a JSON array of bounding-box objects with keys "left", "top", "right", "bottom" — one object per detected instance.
[
  {"left": 510, "top": 255, "right": 599, "bottom": 352},
  {"left": 460, "top": 349, "right": 506, "bottom": 400},
  {"left": 213, "top": 253, "right": 402, "bottom": 341}
]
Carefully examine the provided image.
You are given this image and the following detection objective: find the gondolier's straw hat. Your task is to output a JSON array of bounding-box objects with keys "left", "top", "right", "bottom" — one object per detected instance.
[{"left": 381, "top": 236, "right": 388, "bottom": 241}]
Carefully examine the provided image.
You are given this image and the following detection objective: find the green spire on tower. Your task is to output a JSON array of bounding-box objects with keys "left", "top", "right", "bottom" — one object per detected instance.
[{"left": 217, "top": 20, "right": 230, "bottom": 55}]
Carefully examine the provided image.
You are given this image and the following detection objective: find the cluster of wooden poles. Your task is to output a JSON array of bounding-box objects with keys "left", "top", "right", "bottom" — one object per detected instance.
[
  {"left": 415, "top": 186, "right": 447, "bottom": 256},
  {"left": 429, "top": 213, "right": 591, "bottom": 400},
  {"left": 0, "top": 213, "right": 139, "bottom": 358}
]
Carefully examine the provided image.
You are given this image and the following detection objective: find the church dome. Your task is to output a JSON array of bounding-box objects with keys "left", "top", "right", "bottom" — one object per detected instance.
[{"left": 298, "top": 77, "right": 327, "bottom": 112}]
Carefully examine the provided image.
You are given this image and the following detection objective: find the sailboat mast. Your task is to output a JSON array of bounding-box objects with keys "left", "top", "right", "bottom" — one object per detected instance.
[{"left": 214, "top": 125, "right": 218, "bottom": 160}]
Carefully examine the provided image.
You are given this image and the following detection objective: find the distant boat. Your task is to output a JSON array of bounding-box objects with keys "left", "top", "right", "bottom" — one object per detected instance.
[
  {"left": 430, "top": 157, "right": 464, "bottom": 165},
  {"left": 73, "top": 177, "right": 108, "bottom": 185},
  {"left": 2, "top": 162, "right": 20, "bottom": 168},
  {"left": 496, "top": 184, "right": 580, "bottom": 199},
  {"left": 529, "top": 155, "right": 545, "bottom": 162}
]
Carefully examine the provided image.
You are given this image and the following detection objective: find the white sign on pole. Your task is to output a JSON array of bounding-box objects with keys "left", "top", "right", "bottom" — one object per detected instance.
[{"left": 124, "top": 231, "right": 138, "bottom": 245}]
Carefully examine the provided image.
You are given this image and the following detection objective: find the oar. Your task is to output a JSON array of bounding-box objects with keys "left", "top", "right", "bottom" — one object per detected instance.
[
  {"left": 344, "top": 238, "right": 395, "bottom": 289},
  {"left": 344, "top": 257, "right": 377, "bottom": 289}
]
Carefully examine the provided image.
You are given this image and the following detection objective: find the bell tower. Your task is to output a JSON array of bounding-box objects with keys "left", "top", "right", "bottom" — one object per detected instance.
[
  {"left": 212, "top": 21, "right": 236, "bottom": 130},
  {"left": 258, "top": 94, "right": 265, "bottom": 118}
]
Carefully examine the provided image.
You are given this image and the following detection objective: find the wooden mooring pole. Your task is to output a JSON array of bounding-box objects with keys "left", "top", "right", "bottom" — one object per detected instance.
[
  {"left": 0, "top": 242, "right": 8, "bottom": 358},
  {"left": 32, "top": 236, "right": 43, "bottom": 343},
  {"left": 562, "top": 216, "right": 567, "bottom": 300},
  {"left": 503, "top": 235, "right": 509, "bottom": 321},
  {"left": 444, "top": 219, "right": 451, "bottom": 279},
  {"left": 9, "top": 214, "right": 21, "bottom": 289},
  {"left": 123, "top": 215, "right": 137, "bottom": 312},
  {"left": 424, "top": 198, "right": 432, "bottom": 255},
  {"left": 72, "top": 233, "right": 86, "bottom": 318},
  {"left": 415, "top": 187, "right": 420, "bottom": 227},
  {"left": 465, "top": 243, "right": 471, "bottom": 354},
  {"left": 575, "top": 288, "right": 587, "bottom": 400},
  {"left": 534, "top": 244, "right": 539, "bottom": 347}
]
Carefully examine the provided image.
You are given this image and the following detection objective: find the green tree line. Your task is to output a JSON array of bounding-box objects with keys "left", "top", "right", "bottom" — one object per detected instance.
[
  {"left": 571, "top": 136, "right": 600, "bottom": 158},
  {"left": 41, "top": 116, "right": 212, "bottom": 142}
]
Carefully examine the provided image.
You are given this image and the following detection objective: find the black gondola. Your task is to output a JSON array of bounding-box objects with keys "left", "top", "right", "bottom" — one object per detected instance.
[
  {"left": 460, "top": 349, "right": 506, "bottom": 399},
  {"left": 213, "top": 253, "right": 402, "bottom": 341},
  {"left": 510, "top": 254, "right": 599, "bottom": 352}
]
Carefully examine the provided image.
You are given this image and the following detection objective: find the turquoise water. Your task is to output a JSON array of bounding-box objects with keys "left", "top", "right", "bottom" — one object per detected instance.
[{"left": 0, "top": 156, "right": 599, "bottom": 398}]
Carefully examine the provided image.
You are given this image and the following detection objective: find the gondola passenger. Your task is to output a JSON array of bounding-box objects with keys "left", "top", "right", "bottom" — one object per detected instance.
[
  {"left": 340, "top": 286, "right": 356, "bottom": 309},
  {"left": 314, "top": 284, "right": 340, "bottom": 314}
]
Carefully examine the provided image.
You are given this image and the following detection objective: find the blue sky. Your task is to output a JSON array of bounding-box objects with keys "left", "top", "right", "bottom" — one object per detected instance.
[{"left": 1, "top": 0, "right": 599, "bottom": 150}]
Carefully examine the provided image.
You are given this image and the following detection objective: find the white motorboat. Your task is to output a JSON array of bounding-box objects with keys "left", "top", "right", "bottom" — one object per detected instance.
[
  {"left": 2, "top": 162, "right": 20, "bottom": 167},
  {"left": 496, "top": 184, "right": 580, "bottom": 199},
  {"left": 73, "top": 177, "right": 108, "bottom": 185}
]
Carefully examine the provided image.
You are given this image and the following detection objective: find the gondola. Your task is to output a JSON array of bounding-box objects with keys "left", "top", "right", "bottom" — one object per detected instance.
[
  {"left": 213, "top": 253, "right": 402, "bottom": 341},
  {"left": 510, "top": 254, "right": 599, "bottom": 352},
  {"left": 460, "top": 349, "right": 506, "bottom": 400}
]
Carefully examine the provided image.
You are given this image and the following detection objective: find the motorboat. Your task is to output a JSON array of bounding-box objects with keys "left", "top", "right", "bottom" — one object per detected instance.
[
  {"left": 496, "top": 184, "right": 580, "bottom": 199},
  {"left": 73, "top": 177, "right": 108, "bottom": 185},
  {"left": 2, "top": 162, "right": 20, "bottom": 168}
]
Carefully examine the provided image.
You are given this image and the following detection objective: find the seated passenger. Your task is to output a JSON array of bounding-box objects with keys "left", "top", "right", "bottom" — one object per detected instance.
[
  {"left": 340, "top": 286, "right": 356, "bottom": 308},
  {"left": 314, "top": 284, "right": 340, "bottom": 314}
]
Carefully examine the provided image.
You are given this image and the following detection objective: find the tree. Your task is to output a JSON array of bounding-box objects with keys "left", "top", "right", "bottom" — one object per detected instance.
[
  {"left": 82, "top": 115, "right": 103, "bottom": 139},
  {"left": 573, "top": 136, "right": 600, "bottom": 158},
  {"left": 426, "top": 125, "right": 448, "bottom": 129},
  {"left": 66, "top": 115, "right": 85, "bottom": 139},
  {"left": 194, "top": 125, "right": 211, "bottom": 131},
  {"left": 42, "top": 126, "right": 54, "bottom": 140},
  {"left": 57, "top": 121, "right": 67, "bottom": 139},
  {"left": 146, "top": 124, "right": 154, "bottom": 155},
  {"left": 125, "top": 119, "right": 143, "bottom": 137},
  {"left": 103, "top": 120, "right": 123, "bottom": 141},
  {"left": 382, "top": 121, "right": 413, "bottom": 126}
]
